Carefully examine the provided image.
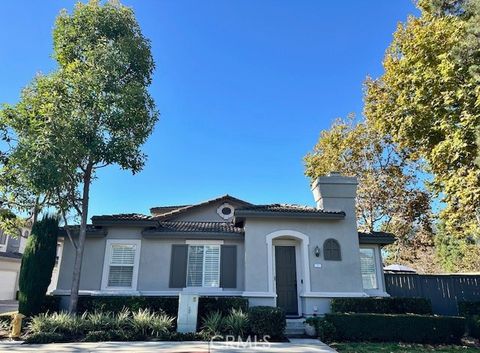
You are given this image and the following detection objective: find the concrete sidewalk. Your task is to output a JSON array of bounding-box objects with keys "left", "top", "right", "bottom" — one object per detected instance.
[{"left": 0, "top": 339, "right": 337, "bottom": 352}]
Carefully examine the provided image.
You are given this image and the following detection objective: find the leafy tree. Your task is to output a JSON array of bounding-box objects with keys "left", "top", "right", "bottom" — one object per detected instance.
[
  {"left": 304, "top": 116, "right": 439, "bottom": 273},
  {"left": 364, "top": 0, "right": 480, "bottom": 271},
  {"left": 1, "top": 0, "right": 158, "bottom": 312},
  {"left": 18, "top": 214, "right": 58, "bottom": 317}
]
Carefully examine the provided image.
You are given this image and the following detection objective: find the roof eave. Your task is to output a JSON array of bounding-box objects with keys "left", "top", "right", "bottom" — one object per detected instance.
[
  {"left": 234, "top": 211, "right": 345, "bottom": 221},
  {"left": 358, "top": 235, "right": 395, "bottom": 245},
  {"left": 91, "top": 219, "right": 158, "bottom": 227},
  {"left": 142, "top": 231, "right": 244, "bottom": 240}
]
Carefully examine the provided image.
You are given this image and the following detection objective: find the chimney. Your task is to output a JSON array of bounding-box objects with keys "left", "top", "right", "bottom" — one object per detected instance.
[{"left": 311, "top": 172, "right": 358, "bottom": 213}]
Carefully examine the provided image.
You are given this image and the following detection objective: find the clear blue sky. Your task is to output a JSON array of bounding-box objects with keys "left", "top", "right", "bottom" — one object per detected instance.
[{"left": 0, "top": 1, "right": 418, "bottom": 219}]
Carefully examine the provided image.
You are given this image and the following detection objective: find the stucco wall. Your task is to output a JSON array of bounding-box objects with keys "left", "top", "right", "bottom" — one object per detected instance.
[
  {"left": 56, "top": 226, "right": 245, "bottom": 293},
  {"left": 244, "top": 217, "right": 364, "bottom": 295}
]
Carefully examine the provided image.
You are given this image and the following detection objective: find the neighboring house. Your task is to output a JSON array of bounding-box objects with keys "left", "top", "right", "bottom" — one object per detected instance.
[
  {"left": 0, "top": 226, "right": 30, "bottom": 300},
  {"left": 53, "top": 173, "right": 394, "bottom": 316}
]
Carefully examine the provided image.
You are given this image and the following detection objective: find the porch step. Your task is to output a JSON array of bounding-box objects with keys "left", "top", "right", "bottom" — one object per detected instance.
[{"left": 285, "top": 318, "right": 306, "bottom": 336}]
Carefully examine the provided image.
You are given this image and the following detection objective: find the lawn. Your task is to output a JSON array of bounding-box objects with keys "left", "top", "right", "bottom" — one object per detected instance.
[{"left": 331, "top": 342, "right": 480, "bottom": 353}]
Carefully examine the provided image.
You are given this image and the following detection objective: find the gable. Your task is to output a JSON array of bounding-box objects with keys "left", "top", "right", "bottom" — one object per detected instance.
[{"left": 152, "top": 195, "right": 251, "bottom": 222}]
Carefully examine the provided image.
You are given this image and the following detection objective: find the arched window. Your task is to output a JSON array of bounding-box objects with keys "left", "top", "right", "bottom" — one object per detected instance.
[{"left": 323, "top": 239, "right": 341, "bottom": 261}]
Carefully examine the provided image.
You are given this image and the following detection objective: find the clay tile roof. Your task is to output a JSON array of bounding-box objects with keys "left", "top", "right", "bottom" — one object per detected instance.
[
  {"left": 236, "top": 204, "right": 345, "bottom": 215},
  {"left": 156, "top": 221, "right": 243, "bottom": 234},
  {"left": 93, "top": 213, "right": 151, "bottom": 221}
]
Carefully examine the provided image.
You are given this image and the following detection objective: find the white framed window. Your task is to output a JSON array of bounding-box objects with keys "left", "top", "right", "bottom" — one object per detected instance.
[
  {"left": 360, "top": 247, "right": 378, "bottom": 290},
  {"left": 101, "top": 239, "right": 141, "bottom": 291},
  {"left": 187, "top": 244, "right": 221, "bottom": 287}
]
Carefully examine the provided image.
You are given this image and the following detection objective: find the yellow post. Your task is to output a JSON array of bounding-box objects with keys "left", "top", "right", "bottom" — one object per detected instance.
[{"left": 10, "top": 313, "right": 25, "bottom": 339}]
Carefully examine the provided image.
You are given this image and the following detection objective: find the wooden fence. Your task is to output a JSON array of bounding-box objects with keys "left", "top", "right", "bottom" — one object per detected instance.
[{"left": 384, "top": 273, "right": 480, "bottom": 316}]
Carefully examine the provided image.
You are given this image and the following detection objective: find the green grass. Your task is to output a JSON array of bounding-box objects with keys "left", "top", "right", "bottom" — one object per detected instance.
[{"left": 331, "top": 342, "right": 480, "bottom": 353}]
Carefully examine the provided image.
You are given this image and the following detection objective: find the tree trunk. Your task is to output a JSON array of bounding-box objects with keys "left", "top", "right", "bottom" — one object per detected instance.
[{"left": 68, "top": 164, "right": 92, "bottom": 314}]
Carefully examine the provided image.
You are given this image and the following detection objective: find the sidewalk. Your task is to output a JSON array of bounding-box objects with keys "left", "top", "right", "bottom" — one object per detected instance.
[{"left": 0, "top": 339, "right": 337, "bottom": 352}]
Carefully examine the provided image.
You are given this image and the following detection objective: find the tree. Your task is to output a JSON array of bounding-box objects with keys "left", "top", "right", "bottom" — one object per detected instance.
[
  {"left": 1, "top": 0, "right": 158, "bottom": 312},
  {"left": 304, "top": 116, "right": 439, "bottom": 273},
  {"left": 364, "top": 0, "right": 480, "bottom": 271},
  {"left": 18, "top": 214, "right": 58, "bottom": 317}
]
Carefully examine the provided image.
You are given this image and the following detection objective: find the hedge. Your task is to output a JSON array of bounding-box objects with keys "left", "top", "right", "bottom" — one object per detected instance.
[
  {"left": 40, "top": 295, "right": 61, "bottom": 313},
  {"left": 325, "top": 313, "right": 465, "bottom": 344},
  {"left": 248, "top": 306, "right": 286, "bottom": 340},
  {"left": 458, "top": 301, "right": 480, "bottom": 317},
  {"left": 76, "top": 296, "right": 179, "bottom": 317},
  {"left": 331, "top": 297, "right": 432, "bottom": 314},
  {"left": 458, "top": 301, "right": 480, "bottom": 338},
  {"left": 197, "top": 297, "right": 248, "bottom": 324}
]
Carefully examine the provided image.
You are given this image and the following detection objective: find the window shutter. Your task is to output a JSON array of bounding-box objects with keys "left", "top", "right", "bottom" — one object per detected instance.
[
  {"left": 169, "top": 245, "right": 188, "bottom": 288},
  {"left": 220, "top": 245, "right": 237, "bottom": 288},
  {"left": 323, "top": 239, "right": 341, "bottom": 261}
]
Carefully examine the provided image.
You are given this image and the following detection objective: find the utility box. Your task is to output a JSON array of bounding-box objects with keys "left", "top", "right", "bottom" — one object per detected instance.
[{"left": 176, "top": 293, "right": 199, "bottom": 333}]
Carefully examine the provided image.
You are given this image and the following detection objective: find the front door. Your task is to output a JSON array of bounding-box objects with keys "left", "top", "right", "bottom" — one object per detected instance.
[{"left": 275, "top": 246, "right": 298, "bottom": 315}]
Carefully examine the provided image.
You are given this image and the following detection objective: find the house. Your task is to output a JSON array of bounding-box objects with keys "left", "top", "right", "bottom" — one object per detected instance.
[
  {"left": 53, "top": 173, "right": 394, "bottom": 316},
  {"left": 0, "top": 225, "right": 30, "bottom": 300}
]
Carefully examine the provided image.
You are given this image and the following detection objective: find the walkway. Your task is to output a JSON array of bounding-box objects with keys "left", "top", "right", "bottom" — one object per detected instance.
[{"left": 0, "top": 339, "right": 337, "bottom": 352}]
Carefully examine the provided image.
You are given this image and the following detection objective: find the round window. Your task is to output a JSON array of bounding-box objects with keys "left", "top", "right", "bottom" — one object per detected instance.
[
  {"left": 217, "top": 203, "right": 234, "bottom": 219},
  {"left": 221, "top": 207, "right": 232, "bottom": 216}
]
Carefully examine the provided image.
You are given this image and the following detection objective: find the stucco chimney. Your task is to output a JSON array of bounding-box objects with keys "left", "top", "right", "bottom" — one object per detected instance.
[{"left": 311, "top": 172, "right": 358, "bottom": 212}]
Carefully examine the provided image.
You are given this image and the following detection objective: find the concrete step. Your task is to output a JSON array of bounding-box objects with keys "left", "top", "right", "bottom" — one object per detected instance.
[{"left": 285, "top": 318, "right": 306, "bottom": 337}]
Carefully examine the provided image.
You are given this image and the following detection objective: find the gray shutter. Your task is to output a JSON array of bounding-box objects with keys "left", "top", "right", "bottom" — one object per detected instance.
[
  {"left": 169, "top": 245, "right": 188, "bottom": 288},
  {"left": 220, "top": 245, "right": 237, "bottom": 288}
]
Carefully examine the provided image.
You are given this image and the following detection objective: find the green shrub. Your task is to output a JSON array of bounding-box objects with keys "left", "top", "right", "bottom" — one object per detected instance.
[
  {"left": 248, "top": 306, "right": 285, "bottom": 340},
  {"left": 198, "top": 297, "right": 248, "bottom": 322},
  {"left": 458, "top": 301, "right": 480, "bottom": 316},
  {"left": 331, "top": 297, "right": 432, "bottom": 314},
  {"left": 18, "top": 215, "right": 59, "bottom": 317},
  {"left": 130, "top": 308, "right": 174, "bottom": 338},
  {"left": 84, "top": 330, "right": 111, "bottom": 342},
  {"left": 76, "top": 296, "right": 178, "bottom": 316},
  {"left": 223, "top": 308, "right": 249, "bottom": 338},
  {"left": 325, "top": 313, "right": 465, "bottom": 344},
  {"left": 39, "top": 295, "right": 61, "bottom": 314},
  {"left": 200, "top": 311, "right": 224, "bottom": 338},
  {"left": 24, "top": 332, "right": 69, "bottom": 344},
  {"left": 458, "top": 301, "right": 480, "bottom": 338},
  {"left": 468, "top": 315, "right": 480, "bottom": 338},
  {"left": 85, "top": 311, "right": 117, "bottom": 331},
  {"left": 304, "top": 317, "right": 336, "bottom": 342},
  {"left": 27, "top": 312, "right": 84, "bottom": 337}
]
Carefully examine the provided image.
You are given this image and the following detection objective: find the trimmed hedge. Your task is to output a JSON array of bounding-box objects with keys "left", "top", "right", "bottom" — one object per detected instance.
[
  {"left": 40, "top": 295, "right": 61, "bottom": 313},
  {"left": 76, "top": 296, "right": 178, "bottom": 316},
  {"left": 248, "top": 306, "right": 286, "bottom": 340},
  {"left": 325, "top": 313, "right": 465, "bottom": 344},
  {"left": 458, "top": 301, "right": 480, "bottom": 338},
  {"left": 197, "top": 297, "right": 248, "bottom": 323},
  {"left": 458, "top": 301, "right": 480, "bottom": 316},
  {"left": 331, "top": 297, "right": 432, "bottom": 314}
]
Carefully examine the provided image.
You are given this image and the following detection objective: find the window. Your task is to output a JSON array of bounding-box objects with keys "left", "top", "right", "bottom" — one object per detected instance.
[
  {"left": 217, "top": 203, "right": 234, "bottom": 220},
  {"left": 187, "top": 245, "right": 220, "bottom": 287},
  {"left": 102, "top": 240, "right": 140, "bottom": 290},
  {"left": 323, "top": 239, "right": 341, "bottom": 261},
  {"left": 360, "top": 248, "right": 378, "bottom": 289}
]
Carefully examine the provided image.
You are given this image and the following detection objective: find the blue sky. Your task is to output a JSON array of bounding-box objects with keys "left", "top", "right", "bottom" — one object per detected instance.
[{"left": 0, "top": 1, "right": 418, "bottom": 219}]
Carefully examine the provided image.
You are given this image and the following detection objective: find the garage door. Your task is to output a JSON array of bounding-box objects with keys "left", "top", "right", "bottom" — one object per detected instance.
[{"left": 0, "top": 271, "right": 17, "bottom": 300}]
